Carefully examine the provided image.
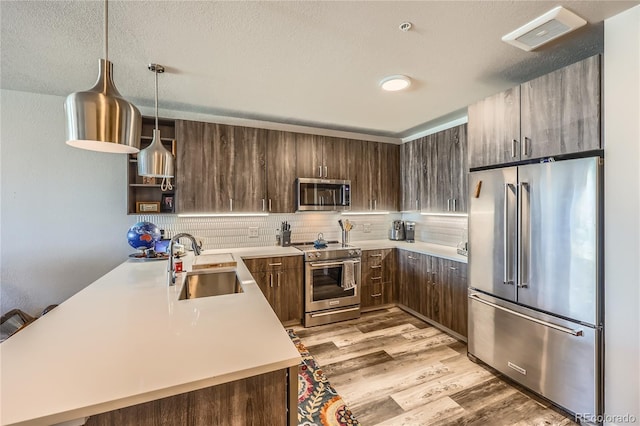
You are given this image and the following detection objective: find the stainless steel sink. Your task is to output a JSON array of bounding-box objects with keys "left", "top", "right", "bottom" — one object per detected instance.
[{"left": 178, "top": 269, "right": 243, "bottom": 300}]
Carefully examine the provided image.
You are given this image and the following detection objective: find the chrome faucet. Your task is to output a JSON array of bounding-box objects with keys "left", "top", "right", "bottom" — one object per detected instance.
[{"left": 168, "top": 233, "right": 202, "bottom": 286}]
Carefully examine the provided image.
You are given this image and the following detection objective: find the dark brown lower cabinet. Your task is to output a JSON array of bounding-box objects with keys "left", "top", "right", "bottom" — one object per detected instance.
[
  {"left": 86, "top": 368, "right": 294, "bottom": 426},
  {"left": 397, "top": 250, "right": 427, "bottom": 313},
  {"left": 438, "top": 258, "right": 468, "bottom": 337},
  {"left": 243, "top": 256, "right": 303, "bottom": 326},
  {"left": 361, "top": 249, "right": 395, "bottom": 310},
  {"left": 397, "top": 249, "right": 468, "bottom": 338}
]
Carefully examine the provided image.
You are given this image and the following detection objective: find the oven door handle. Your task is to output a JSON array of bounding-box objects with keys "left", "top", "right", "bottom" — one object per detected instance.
[
  {"left": 310, "top": 307, "right": 360, "bottom": 318},
  {"left": 310, "top": 261, "right": 361, "bottom": 267}
]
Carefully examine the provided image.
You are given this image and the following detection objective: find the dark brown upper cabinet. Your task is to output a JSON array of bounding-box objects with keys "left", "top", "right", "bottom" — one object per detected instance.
[
  {"left": 265, "top": 130, "right": 297, "bottom": 213},
  {"left": 422, "top": 124, "right": 468, "bottom": 213},
  {"left": 468, "top": 54, "right": 601, "bottom": 169},
  {"left": 295, "top": 134, "right": 349, "bottom": 179},
  {"left": 377, "top": 142, "right": 400, "bottom": 212},
  {"left": 400, "top": 138, "right": 423, "bottom": 212},
  {"left": 467, "top": 87, "right": 521, "bottom": 169},
  {"left": 175, "top": 120, "right": 266, "bottom": 213},
  {"left": 520, "top": 54, "right": 600, "bottom": 159},
  {"left": 401, "top": 124, "right": 467, "bottom": 213},
  {"left": 351, "top": 141, "right": 399, "bottom": 212}
]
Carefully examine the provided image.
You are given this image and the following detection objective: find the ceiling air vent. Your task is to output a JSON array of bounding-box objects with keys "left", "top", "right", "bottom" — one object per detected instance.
[{"left": 502, "top": 6, "right": 587, "bottom": 51}]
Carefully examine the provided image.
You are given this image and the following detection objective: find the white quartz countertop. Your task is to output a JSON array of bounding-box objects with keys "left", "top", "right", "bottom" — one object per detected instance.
[
  {"left": 351, "top": 239, "right": 468, "bottom": 263},
  {"left": 0, "top": 251, "right": 301, "bottom": 426},
  {"left": 0, "top": 240, "right": 462, "bottom": 425},
  {"left": 200, "top": 245, "right": 303, "bottom": 258}
]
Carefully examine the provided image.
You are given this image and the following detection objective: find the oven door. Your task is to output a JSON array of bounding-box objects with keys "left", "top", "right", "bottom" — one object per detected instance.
[{"left": 305, "top": 259, "right": 361, "bottom": 312}]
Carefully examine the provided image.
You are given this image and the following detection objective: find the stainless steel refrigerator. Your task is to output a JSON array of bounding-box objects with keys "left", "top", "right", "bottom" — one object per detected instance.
[{"left": 467, "top": 156, "right": 603, "bottom": 419}]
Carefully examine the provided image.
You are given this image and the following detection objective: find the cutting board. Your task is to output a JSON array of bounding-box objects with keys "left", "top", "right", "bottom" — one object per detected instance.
[{"left": 192, "top": 253, "right": 237, "bottom": 270}]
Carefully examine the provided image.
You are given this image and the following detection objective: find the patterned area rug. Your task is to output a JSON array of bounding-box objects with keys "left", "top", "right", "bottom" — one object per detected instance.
[{"left": 288, "top": 329, "right": 360, "bottom": 426}]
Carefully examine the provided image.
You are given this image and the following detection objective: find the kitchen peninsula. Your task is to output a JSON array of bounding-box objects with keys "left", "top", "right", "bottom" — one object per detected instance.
[{"left": 0, "top": 249, "right": 301, "bottom": 426}]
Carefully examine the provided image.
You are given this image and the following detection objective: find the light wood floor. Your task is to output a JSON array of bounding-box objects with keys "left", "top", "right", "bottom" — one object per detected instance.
[{"left": 293, "top": 307, "right": 576, "bottom": 426}]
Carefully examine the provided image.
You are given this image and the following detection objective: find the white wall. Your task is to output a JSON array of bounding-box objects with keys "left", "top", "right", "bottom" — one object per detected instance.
[
  {"left": 604, "top": 5, "right": 640, "bottom": 425},
  {"left": 1, "top": 90, "right": 133, "bottom": 316}
]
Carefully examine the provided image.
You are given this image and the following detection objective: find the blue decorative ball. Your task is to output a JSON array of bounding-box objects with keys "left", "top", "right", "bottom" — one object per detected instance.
[{"left": 127, "top": 221, "right": 161, "bottom": 250}]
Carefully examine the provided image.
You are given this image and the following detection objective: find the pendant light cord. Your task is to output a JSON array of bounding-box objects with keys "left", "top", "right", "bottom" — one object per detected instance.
[
  {"left": 161, "top": 177, "right": 173, "bottom": 191},
  {"left": 104, "top": 0, "right": 108, "bottom": 60},
  {"left": 154, "top": 65, "right": 173, "bottom": 190},
  {"left": 154, "top": 66, "right": 159, "bottom": 132}
]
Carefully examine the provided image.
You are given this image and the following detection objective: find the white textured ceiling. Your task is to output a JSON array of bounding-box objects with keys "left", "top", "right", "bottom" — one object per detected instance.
[{"left": 1, "top": 1, "right": 637, "bottom": 139}]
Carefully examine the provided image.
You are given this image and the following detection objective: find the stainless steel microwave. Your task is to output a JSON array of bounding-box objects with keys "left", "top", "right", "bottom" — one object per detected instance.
[{"left": 296, "top": 178, "right": 351, "bottom": 211}]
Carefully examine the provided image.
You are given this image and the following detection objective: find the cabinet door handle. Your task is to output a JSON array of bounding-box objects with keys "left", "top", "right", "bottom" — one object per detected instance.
[
  {"left": 262, "top": 198, "right": 266, "bottom": 212},
  {"left": 229, "top": 198, "right": 233, "bottom": 212},
  {"left": 449, "top": 266, "right": 457, "bottom": 270},
  {"left": 452, "top": 199, "right": 457, "bottom": 211},
  {"left": 277, "top": 272, "right": 281, "bottom": 287},
  {"left": 512, "top": 139, "right": 518, "bottom": 158},
  {"left": 447, "top": 199, "right": 451, "bottom": 211},
  {"left": 318, "top": 166, "right": 322, "bottom": 177},
  {"left": 268, "top": 199, "right": 272, "bottom": 212},
  {"left": 268, "top": 262, "right": 282, "bottom": 266},
  {"left": 324, "top": 165, "right": 328, "bottom": 177},
  {"left": 523, "top": 137, "right": 530, "bottom": 156},
  {"left": 269, "top": 273, "right": 273, "bottom": 288},
  {"left": 374, "top": 199, "right": 377, "bottom": 210},
  {"left": 408, "top": 256, "right": 417, "bottom": 260},
  {"left": 369, "top": 254, "right": 383, "bottom": 257},
  {"left": 371, "top": 276, "right": 382, "bottom": 280},
  {"left": 371, "top": 293, "right": 382, "bottom": 298},
  {"left": 370, "top": 265, "right": 382, "bottom": 269}
]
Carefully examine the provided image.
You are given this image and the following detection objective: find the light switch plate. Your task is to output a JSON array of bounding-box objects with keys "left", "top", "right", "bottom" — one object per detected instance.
[
  {"left": 248, "top": 227, "right": 259, "bottom": 238},
  {"left": 363, "top": 223, "right": 371, "bottom": 233}
]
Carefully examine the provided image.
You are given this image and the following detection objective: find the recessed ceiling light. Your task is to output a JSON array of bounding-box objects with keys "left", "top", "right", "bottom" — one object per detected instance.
[
  {"left": 380, "top": 75, "right": 412, "bottom": 91},
  {"left": 502, "top": 6, "right": 587, "bottom": 51}
]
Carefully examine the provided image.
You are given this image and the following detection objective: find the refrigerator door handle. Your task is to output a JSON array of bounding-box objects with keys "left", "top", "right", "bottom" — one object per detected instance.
[
  {"left": 518, "top": 182, "right": 529, "bottom": 288},
  {"left": 469, "top": 294, "right": 584, "bottom": 336},
  {"left": 503, "top": 183, "right": 514, "bottom": 285}
]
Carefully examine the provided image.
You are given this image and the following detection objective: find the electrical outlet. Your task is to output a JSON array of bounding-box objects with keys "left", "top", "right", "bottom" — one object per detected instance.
[
  {"left": 363, "top": 223, "right": 371, "bottom": 233},
  {"left": 248, "top": 227, "right": 259, "bottom": 238}
]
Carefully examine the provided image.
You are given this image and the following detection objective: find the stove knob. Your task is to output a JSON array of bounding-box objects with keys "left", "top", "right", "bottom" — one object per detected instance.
[{"left": 348, "top": 250, "right": 354, "bottom": 255}]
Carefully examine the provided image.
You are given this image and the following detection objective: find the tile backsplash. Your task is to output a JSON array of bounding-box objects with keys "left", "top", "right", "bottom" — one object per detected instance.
[
  {"left": 402, "top": 213, "right": 468, "bottom": 247},
  {"left": 135, "top": 212, "right": 467, "bottom": 250},
  {"left": 135, "top": 213, "right": 400, "bottom": 250}
]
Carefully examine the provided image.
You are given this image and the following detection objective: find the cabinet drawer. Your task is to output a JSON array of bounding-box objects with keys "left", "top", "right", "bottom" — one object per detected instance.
[
  {"left": 367, "top": 264, "right": 383, "bottom": 279},
  {"left": 243, "top": 255, "right": 302, "bottom": 272},
  {"left": 361, "top": 282, "right": 383, "bottom": 308},
  {"left": 363, "top": 249, "right": 385, "bottom": 266},
  {"left": 469, "top": 294, "right": 598, "bottom": 416},
  {"left": 361, "top": 281, "right": 393, "bottom": 308}
]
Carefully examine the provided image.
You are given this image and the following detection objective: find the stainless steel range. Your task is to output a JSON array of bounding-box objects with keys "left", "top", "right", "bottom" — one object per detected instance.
[{"left": 295, "top": 242, "right": 362, "bottom": 327}]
